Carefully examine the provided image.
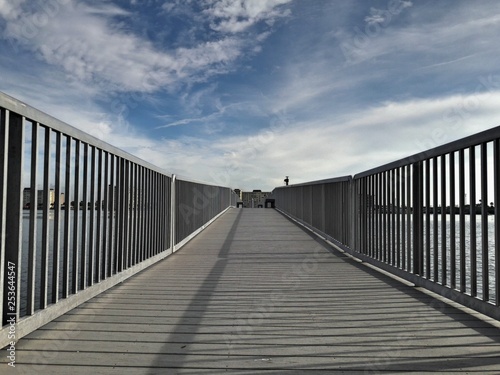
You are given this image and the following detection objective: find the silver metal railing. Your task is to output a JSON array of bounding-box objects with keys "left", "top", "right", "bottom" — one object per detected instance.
[
  {"left": 273, "top": 126, "right": 500, "bottom": 320},
  {"left": 272, "top": 177, "right": 352, "bottom": 248},
  {"left": 0, "top": 92, "right": 238, "bottom": 347}
]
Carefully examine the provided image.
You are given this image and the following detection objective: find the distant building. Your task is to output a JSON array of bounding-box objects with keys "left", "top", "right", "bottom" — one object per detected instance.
[
  {"left": 241, "top": 190, "right": 271, "bottom": 208},
  {"left": 23, "top": 188, "right": 56, "bottom": 208}
]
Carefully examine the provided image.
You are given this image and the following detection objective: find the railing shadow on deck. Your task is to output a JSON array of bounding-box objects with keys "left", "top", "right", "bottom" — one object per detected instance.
[
  {"left": 145, "top": 208, "right": 243, "bottom": 374},
  {"left": 0, "top": 92, "right": 239, "bottom": 348},
  {"left": 272, "top": 126, "right": 500, "bottom": 322}
]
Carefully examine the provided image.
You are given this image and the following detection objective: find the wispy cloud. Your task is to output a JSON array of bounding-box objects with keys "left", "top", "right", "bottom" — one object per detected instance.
[
  {"left": 1, "top": 0, "right": 290, "bottom": 95},
  {"left": 203, "top": 0, "right": 292, "bottom": 33}
]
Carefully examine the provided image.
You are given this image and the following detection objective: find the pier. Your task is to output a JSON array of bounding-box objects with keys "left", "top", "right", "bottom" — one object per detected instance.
[
  {"left": 1, "top": 92, "right": 500, "bottom": 373},
  {"left": 5, "top": 209, "right": 500, "bottom": 373}
]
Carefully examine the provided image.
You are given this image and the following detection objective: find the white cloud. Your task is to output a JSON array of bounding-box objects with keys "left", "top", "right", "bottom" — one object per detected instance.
[
  {"left": 203, "top": 0, "right": 292, "bottom": 33},
  {"left": 1, "top": 0, "right": 289, "bottom": 95},
  {"left": 151, "top": 90, "right": 500, "bottom": 190}
]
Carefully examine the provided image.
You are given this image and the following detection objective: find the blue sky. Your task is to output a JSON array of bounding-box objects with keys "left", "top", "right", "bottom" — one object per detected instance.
[{"left": 2, "top": 0, "right": 500, "bottom": 191}]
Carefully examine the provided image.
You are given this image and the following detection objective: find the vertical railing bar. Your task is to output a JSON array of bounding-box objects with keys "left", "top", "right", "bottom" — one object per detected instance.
[
  {"left": 142, "top": 168, "right": 146, "bottom": 258},
  {"left": 108, "top": 155, "right": 115, "bottom": 277},
  {"left": 127, "top": 163, "right": 134, "bottom": 268},
  {"left": 123, "top": 160, "right": 130, "bottom": 270},
  {"left": 27, "top": 121, "right": 39, "bottom": 316},
  {"left": 371, "top": 175, "right": 375, "bottom": 258},
  {"left": 170, "top": 174, "right": 176, "bottom": 253},
  {"left": 480, "top": 142, "right": 489, "bottom": 301},
  {"left": 40, "top": 127, "right": 51, "bottom": 309},
  {"left": 469, "top": 146, "right": 477, "bottom": 297},
  {"left": 51, "top": 132, "right": 61, "bottom": 304},
  {"left": 362, "top": 177, "right": 371, "bottom": 254},
  {"left": 371, "top": 176, "right": 375, "bottom": 258},
  {"left": 160, "top": 174, "right": 164, "bottom": 253},
  {"left": 153, "top": 172, "right": 158, "bottom": 255},
  {"left": 449, "top": 151, "right": 456, "bottom": 289},
  {"left": 356, "top": 179, "right": 360, "bottom": 252},
  {"left": 167, "top": 175, "right": 171, "bottom": 251},
  {"left": 374, "top": 174, "right": 379, "bottom": 259},
  {"left": 80, "top": 142, "right": 89, "bottom": 291},
  {"left": 378, "top": 173, "right": 383, "bottom": 260},
  {"left": 494, "top": 139, "right": 500, "bottom": 306},
  {"left": 134, "top": 164, "right": 140, "bottom": 264},
  {"left": 89, "top": 146, "right": 96, "bottom": 285},
  {"left": 167, "top": 176, "right": 171, "bottom": 249},
  {"left": 159, "top": 174, "right": 165, "bottom": 252},
  {"left": 72, "top": 139, "right": 80, "bottom": 295},
  {"left": 391, "top": 169, "right": 396, "bottom": 265},
  {"left": 441, "top": 154, "right": 447, "bottom": 286},
  {"left": 368, "top": 177, "right": 372, "bottom": 257},
  {"left": 147, "top": 169, "right": 153, "bottom": 258},
  {"left": 406, "top": 164, "right": 412, "bottom": 271},
  {"left": 116, "top": 157, "right": 124, "bottom": 272},
  {"left": 158, "top": 173, "right": 163, "bottom": 254},
  {"left": 3, "top": 113, "right": 24, "bottom": 325},
  {"left": 114, "top": 157, "right": 122, "bottom": 274},
  {"left": 382, "top": 171, "right": 387, "bottom": 263},
  {"left": 101, "top": 152, "right": 109, "bottom": 280},
  {"left": 134, "top": 166, "right": 141, "bottom": 263},
  {"left": 133, "top": 164, "right": 139, "bottom": 263},
  {"left": 396, "top": 168, "right": 401, "bottom": 268},
  {"left": 425, "top": 159, "right": 431, "bottom": 279},
  {"left": 151, "top": 172, "right": 156, "bottom": 256},
  {"left": 143, "top": 168, "right": 149, "bottom": 259},
  {"left": 413, "top": 161, "right": 424, "bottom": 276},
  {"left": 358, "top": 179, "right": 362, "bottom": 253},
  {"left": 459, "top": 148, "right": 466, "bottom": 293},
  {"left": 401, "top": 167, "right": 406, "bottom": 269},
  {"left": 432, "top": 156, "right": 438, "bottom": 282},
  {"left": 0, "top": 108, "right": 7, "bottom": 322},
  {"left": 142, "top": 168, "right": 147, "bottom": 259}
]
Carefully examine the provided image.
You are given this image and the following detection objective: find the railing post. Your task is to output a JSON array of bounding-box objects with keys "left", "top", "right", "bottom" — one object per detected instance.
[
  {"left": 412, "top": 161, "right": 424, "bottom": 276},
  {"left": 171, "top": 174, "right": 176, "bottom": 253},
  {"left": 2, "top": 112, "right": 24, "bottom": 325},
  {"left": 349, "top": 178, "right": 355, "bottom": 250},
  {"left": 0, "top": 109, "right": 9, "bottom": 323}
]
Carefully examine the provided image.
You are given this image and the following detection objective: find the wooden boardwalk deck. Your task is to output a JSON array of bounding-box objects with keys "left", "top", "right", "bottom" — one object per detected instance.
[{"left": 4, "top": 208, "right": 500, "bottom": 374}]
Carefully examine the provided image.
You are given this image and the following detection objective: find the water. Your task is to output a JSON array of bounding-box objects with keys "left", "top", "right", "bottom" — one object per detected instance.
[
  {"left": 19, "top": 210, "right": 110, "bottom": 316},
  {"left": 366, "top": 214, "right": 497, "bottom": 303}
]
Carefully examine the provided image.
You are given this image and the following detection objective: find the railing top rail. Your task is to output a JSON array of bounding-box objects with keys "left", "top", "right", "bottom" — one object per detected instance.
[
  {"left": 273, "top": 175, "right": 352, "bottom": 190},
  {"left": 175, "top": 173, "right": 233, "bottom": 189},
  {"left": 0, "top": 91, "right": 169, "bottom": 175},
  {"left": 354, "top": 124, "right": 500, "bottom": 179}
]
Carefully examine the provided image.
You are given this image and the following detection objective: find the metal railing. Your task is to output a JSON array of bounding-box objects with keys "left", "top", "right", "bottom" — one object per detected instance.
[
  {"left": 271, "top": 177, "right": 352, "bottom": 247},
  {"left": 0, "top": 92, "right": 238, "bottom": 347},
  {"left": 273, "top": 126, "right": 500, "bottom": 321}
]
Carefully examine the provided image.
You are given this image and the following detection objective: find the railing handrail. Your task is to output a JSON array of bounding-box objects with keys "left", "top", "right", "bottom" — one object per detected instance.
[
  {"left": 273, "top": 175, "right": 352, "bottom": 189},
  {"left": 354, "top": 124, "right": 500, "bottom": 179}
]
